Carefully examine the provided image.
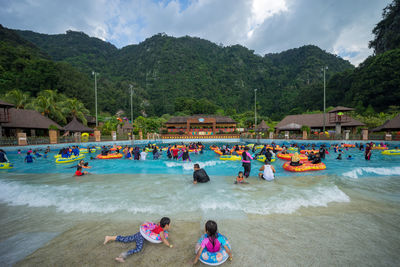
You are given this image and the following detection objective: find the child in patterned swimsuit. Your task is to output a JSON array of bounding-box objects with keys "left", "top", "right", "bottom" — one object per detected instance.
[{"left": 104, "top": 217, "right": 173, "bottom": 263}]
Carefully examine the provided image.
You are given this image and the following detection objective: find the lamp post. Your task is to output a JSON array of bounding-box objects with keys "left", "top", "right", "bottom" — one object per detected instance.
[
  {"left": 322, "top": 66, "right": 328, "bottom": 132},
  {"left": 254, "top": 89, "right": 257, "bottom": 129},
  {"left": 129, "top": 84, "right": 133, "bottom": 123},
  {"left": 92, "top": 71, "right": 99, "bottom": 127}
]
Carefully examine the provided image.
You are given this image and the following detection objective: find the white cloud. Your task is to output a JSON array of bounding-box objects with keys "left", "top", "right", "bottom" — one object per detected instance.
[{"left": 0, "top": 0, "right": 392, "bottom": 65}]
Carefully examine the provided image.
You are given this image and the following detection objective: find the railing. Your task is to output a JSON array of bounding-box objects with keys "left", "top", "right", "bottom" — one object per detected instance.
[
  {"left": 0, "top": 137, "right": 18, "bottom": 146},
  {"left": 161, "top": 134, "right": 240, "bottom": 139},
  {"left": 26, "top": 136, "right": 50, "bottom": 145}
]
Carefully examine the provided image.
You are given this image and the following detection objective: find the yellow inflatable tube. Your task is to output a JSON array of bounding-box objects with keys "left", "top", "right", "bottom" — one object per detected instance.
[
  {"left": 0, "top": 162, "right": 13, "bottom": 169},
  {"left": 55, "top": 154, "right": 85, "bottom": 164}
]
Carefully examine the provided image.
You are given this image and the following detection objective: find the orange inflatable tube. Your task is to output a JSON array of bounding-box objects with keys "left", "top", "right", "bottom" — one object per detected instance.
[
  {"left": 283, "top": 161, "right": 326, "bottom": 172},
  {"left": 96, "top": 153, "right": 123, "bottom": 159},
  {"left": 300, "top": 150, "right": 320, "bottom": 154},
  {"left": 277, "top": 153, "right": 308, "bottom": 161}
]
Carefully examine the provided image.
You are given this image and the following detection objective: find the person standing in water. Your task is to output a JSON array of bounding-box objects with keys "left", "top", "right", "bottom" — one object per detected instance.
[
  {"left": 241, "top": 146, "right": 253, "bottom": 178},
  {"left": 365, "top": 143, "right": 372, "bottom": 160}
]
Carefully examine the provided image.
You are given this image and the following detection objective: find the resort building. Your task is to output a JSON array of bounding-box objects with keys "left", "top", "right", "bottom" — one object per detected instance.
[
  {"left": 0, "top": 105, "right": 61, "bottom": 137},
  {"left": 276, "top": 107, "right": 365, "bottom": 134},
  {"left": 163, "top": 115, "right": 237, "bottom": 137},
  {"left": 63, "top": 117, "right": 94, "bottom": 134},
  {"left": 373, "top": 114, "right": 400, "bottom": 132}
]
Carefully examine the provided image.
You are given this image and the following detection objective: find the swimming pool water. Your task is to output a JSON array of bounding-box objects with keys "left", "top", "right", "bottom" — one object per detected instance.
[{"left": 2, "top": 142, "right": 400, "bottom": 179}]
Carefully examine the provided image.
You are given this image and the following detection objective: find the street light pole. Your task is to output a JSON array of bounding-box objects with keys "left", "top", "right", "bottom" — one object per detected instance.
[
  {"left": 92, "top": 71, "right": 99, "bottom": 127},
  {"left": 254, "top": 89, "right": 257, "bottom": 129},
  {"left": 322, "top": 66, "right": 328, "bottom": 132},
  {"left": 130, "top": 84, "right": 133, "bottom": 123}
]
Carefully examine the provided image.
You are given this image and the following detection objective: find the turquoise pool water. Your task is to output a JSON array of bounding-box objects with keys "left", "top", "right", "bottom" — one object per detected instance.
[{"left": 0, "top": 141, "right": 400, "bottom": 266}]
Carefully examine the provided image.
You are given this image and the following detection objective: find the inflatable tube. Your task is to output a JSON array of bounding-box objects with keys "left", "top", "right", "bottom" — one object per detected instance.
[
  {"left": 288, "top": 147, "right": 298, "bottom": 151},
  {"left": 283, "top": 161, "right": 326, "bottom": 172},
  {"left": 300, "top": 150, "right": 320, "bottom": 154},
  {"left": 139, "top": 222, "right": 168, "bottom": 243},
  {"left": 381, "top": 149, "right": 400, "bottom": 155},
  {"left": 145, "top": 148, "right": 154, "bottom": 152},
  {"left": 0, "top": 162, "right": 13, "bottom": 169},
  {"left": 81, "top": 132, "right": 89, "bottom": 142},
  {"left": 277, "top": 153, "right": 308, "bottom": 161},
  {"left": 371, "top": 146, "right": 388, "bottom": 150},
  {"left": 79, "top": 148, "right": 96, "bottom": 154},
  {"left": 255, "top": 155, "right": 276, "bottom": 163},
  {"left": 96, "top": 153, "right": 123, "bottom": 159},
  {"left": 55, "top": 154, "right": 85, "bottom": 164},
  {"left": 219, "top": 155, "right": 241, "bottom": 161},
  {"left": 196, "top": 234, "right": 231, "bottom": 266},
  {"left": 213, "top": 149, "right": 223, "bottom": 155},
  {"left": 343, "top": 144, "right": 355, "bottom": 148},
  {"left": 110, "top": 146, "right": 122, "bottom": 151},
  {"left": 235, "top": 150, "right": 244, "bottom": 155}
]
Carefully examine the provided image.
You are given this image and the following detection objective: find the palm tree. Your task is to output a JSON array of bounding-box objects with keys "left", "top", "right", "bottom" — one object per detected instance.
[
  {"left": 4, "top": 89, "right": 31, "bottom": 109},
  {"left": 29, "top": 90, "right": 66, "bottom": 124},
  {"left": 61, "top": 98, "right": 90, "bottom": 125}
]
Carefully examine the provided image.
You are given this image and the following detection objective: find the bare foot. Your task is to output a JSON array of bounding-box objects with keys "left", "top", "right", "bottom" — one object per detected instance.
[
  {"left": 115, "top": 257, "right": 125, "bottom": 263},
  {"left": 104, "top": 236, "right": 112, "bottom": 245}
]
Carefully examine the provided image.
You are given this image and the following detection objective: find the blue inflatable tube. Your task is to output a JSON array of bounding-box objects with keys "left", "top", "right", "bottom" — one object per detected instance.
[{"left": 195, "top": 234, "right": 231, "bottom": 266}]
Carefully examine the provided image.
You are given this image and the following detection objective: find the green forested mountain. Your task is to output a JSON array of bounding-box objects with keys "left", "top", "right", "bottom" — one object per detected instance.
[
  {"left": 13, "top": 29, "right": 355, "bottom": 120},
  {"left": 0, "top": 25, "right": 94, "bottom": 109},
  {"left": 328, "top": 0, "right": 400, "bottom": 114}
]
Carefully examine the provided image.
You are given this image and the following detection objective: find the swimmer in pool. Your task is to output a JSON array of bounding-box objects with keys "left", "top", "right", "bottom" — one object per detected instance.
[{"left": 234, "top": 171, "right": 249, "bottom": 184}]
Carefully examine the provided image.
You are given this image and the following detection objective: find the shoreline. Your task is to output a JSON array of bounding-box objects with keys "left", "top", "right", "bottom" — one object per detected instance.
[{"left": 11, "top": 194, "right": 400, "bottom": 266}]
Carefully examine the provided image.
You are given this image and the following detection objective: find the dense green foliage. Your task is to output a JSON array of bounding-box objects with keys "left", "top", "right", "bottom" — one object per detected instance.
[
  {"left": 325, "top": 0, "right": 400, "bottom": 127},
  {"left": 2, "top": 0, "right": 399, "bottom": 132},
  {"left": 14, "top": 29, "right": 354, "bottom": 120},
  {"left": 369, "top": 0, "right": 400, "bottom": 54},
  {"left": 0, "top": 25, "right": 95, "bottom": 112},
  {"left": 3, "top": 89, "right": 90, "bottom": 125}
]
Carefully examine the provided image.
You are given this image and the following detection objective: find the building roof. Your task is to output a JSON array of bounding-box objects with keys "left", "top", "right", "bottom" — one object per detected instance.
[
  {"left": 278, "top": 123, "right": 302, "bottom": 131},
  {"left": 276, "top": 113, "right": 365, "bottom": 129},
  {"left": 63, "top": 117, "right": 94, "bottom": 132},
  {"left": 255, "top": 120, "right": 270, "bottom": 131},
  {"left": 372, "top": 114, "right": 400, "bottom": 131},
  {"left": 165, "top": 115, "right": 236, "bottom": 124},
  {"left": 0, "top": 99, "right": 14, "bottom": 108},
  {"left": 1, "top": 108, "right": 61, "bottom": 129},
  {"left": 328, "top": 106, "right": 355, "bottom": 113}
]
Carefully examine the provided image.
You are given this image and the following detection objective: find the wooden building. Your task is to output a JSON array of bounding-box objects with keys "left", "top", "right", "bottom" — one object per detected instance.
[
  {"left": 1, "top": 107, "right": 62, "bottom": 136},
  {"left": 164, "top": 115, "right": 237, "bottom": 137},
  {"left": 276, "top": 107, "right": 364, "bottom": 134}
]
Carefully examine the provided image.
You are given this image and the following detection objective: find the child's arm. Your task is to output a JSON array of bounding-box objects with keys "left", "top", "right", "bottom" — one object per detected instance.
[
  {"left": 193, "top": 246, "right": 204, "bottom": 264},
  {"left": 224, "top": 245, "right": 233, "bottom": 260},
  {"left": 159, "top": 231, "right": 173, "bottom": 248},
  {"left": 259, "top": 165, "right": 264, "bottom": 171}
]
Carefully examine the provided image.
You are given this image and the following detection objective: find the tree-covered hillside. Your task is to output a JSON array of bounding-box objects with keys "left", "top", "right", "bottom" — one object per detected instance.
[
  {"left": 14, "top": 29, "right": 355, "bottom": 120},
  {"left": 327, "top": 0, "right": 400, "bottom": 114},
  {"left": 0, "top": 25, "right": 94, "bottom": 109}
]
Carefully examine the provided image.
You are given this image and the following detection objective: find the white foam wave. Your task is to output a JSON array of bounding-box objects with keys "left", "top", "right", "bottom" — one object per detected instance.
[
  {"left": 199, "top": 185, "right": 349, "bottom": 215},
  {"left": 165, "top": 160, "right": 225, "bottom": 170},
  {"left": 343, "top": 166, "right": 400, "bottom": 179},
  {"left": 0, "top": 178, "right": 350, "bottom": 216}
]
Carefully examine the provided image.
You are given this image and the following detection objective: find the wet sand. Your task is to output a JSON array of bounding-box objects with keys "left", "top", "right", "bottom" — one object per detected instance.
[{"left": 15, "top": 198, "right": 400, "bottom": 267}]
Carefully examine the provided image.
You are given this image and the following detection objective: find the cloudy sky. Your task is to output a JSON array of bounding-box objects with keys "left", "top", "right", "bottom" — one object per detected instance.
[{"left": 1, "top": 0, "right": 391, "bottom": 65}]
